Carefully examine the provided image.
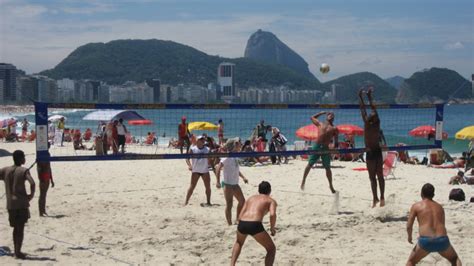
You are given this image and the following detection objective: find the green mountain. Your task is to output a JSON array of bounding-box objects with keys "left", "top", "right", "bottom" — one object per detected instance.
[
  {"left": 323, "top": 72, "right": 397, "bottom": 103},
  {"left": 385, "top": 76, "right": 405, "bottom": 90},
  {"left": 244, "top": 29, "right": 315, "bottom": 79},
  {"left": 40, "top": 39, "right": 321, "bottom": 89},
  {"left": 396, "top": 68, "right": 471, "bottom": 103}
]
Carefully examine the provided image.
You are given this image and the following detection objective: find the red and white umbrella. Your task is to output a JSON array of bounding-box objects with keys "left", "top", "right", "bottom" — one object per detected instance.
[
  {"left": 336, "top": 124, "right": 364, "bottom": 136},
  {"left": 409, "top": 125, "right": 448, "bottom": 139},
  {"left": 296, "top": 124, "right": 319, "bottom": 141}
]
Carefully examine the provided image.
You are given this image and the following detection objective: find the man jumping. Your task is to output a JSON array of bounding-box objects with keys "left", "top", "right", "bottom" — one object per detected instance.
[
  {"left": 359, "top": 87, "right": 385, "bottom": 207},
  {"left": 300, "top": 111, "right": 338, "bottom": 193}
]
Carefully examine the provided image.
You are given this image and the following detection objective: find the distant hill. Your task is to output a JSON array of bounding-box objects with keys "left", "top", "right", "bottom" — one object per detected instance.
[
  {"left": 244, "top": 29, "right": 315, "bottom": 79},
  {"left": 40, "top": 39, "right": 321, "bottom": 89},
  {"left": 323, "top": 72, "right": 397, "bottom": 103},
  {"left": 396, "top": 68, "right": 471, "bottom": 103},
  {"left": 385, "top": 76, "right": 405, "bottom": 90}
]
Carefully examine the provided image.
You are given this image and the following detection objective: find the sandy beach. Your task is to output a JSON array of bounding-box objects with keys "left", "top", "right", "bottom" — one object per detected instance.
[{"left": 0, "top": 142, "right": 473, "bottom": 265}]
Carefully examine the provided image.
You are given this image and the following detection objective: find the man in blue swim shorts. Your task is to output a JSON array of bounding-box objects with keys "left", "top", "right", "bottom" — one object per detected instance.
[
  {"left": 406, "top": 183, "right": 462, "bottom": 265},
  {"left": 300, "top": 111, "right": 338, "bottom": 193}
]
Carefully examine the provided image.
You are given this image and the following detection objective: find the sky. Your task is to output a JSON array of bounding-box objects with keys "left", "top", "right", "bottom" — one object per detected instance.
[{"left": 0, "top": 0, "right": 473, "bottom": 82}]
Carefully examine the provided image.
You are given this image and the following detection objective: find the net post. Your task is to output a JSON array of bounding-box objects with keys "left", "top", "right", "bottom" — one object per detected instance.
[
  {"left": 434, "top": 104, "right": 444, "bottom": 148},
  {"left": 34, "top": 102, "right": 50, "bottom": 162}
]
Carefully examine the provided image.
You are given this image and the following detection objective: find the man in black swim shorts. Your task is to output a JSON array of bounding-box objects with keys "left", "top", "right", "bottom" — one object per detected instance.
[
  {"left": 231, "top": 181, "right": 277, "bottom": 266},
  {"left": 0, "top": 150, "right": 36, "bottom": 259},
  {"left": 359, "top": 87, "right": 385, "bottom": 208}
]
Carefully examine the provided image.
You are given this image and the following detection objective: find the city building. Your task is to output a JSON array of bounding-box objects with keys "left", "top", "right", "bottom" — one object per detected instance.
[
  {"left": 146, "top": 79, "right": 161, "bottom": 103},
  {"left": 217, "top": 62, "right": 236, "bottom": 102},
  {"left": 17, "top": 75, "right": 57, "bottom": 103},
  {"left": 0, "top": 63, "right": 17, "bottom": 103},
  {"left": 0, "top": 80, "right": 3, "bottom": 104}
]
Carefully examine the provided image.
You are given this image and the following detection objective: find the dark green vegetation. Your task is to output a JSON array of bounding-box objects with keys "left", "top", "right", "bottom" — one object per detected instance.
[
  {"left": 244, "top": 29, "right": 315, "bottom": 79},
  {"left": 41, "top": 39, "right": 321, "bottom": 89},
  {"left": 322, "top": 72, "right": 397, "bottom": 103},
  {"left": 396, "top": 68, "right": 471, "bottom": 103}
]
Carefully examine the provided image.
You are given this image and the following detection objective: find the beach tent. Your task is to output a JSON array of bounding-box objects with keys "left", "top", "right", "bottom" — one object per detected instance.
[{"left": 83, "top": 110, "right": 146, "bottom": 121}]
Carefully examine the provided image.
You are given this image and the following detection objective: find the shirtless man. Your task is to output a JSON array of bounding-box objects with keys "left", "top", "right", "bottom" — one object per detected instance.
[
  {"left": 359, "top": 87, "right": 385, "bottom": 207},
  {"left": 0, "top": 150, "right": 36, "bottom": 259},
  {"left": 406, "top": 183, "right": 462, "bottom": 266},
  {"left": 300, "top": 111, "right": 338, "bottom": 193},
  {"left": 231, "top": 181, "right": 277, "bottom": 266}
]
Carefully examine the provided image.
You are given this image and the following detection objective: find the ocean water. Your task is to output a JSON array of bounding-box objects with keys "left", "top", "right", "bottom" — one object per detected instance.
[{"left": 5, "top": 104, "right": 474, "bottom": 156}]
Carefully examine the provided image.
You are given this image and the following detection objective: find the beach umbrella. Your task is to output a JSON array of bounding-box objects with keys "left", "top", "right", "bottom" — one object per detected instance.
[
  {"left": 188, "top": 121, "right": 218, "bottom": 131},
  {"left": 296, "top": 124, "right": 319, "bottom": 141},
  {"left": 0, "top": 118, "right": 17, "bottom": 129},
  {"left": 336, "top": 124, "right": 364, "bottom": 136},
  {"left": 128, "top": 119, "right": 153, "bottom": 126},
  {"left": 48, "top": 115, "right": 67, "bottom": 122},
  {"left": 455, "top": 125, "right": 474, "bottom": 140},
  {"left": 409, "top": 125, "right": 448, "bottom": 139}
]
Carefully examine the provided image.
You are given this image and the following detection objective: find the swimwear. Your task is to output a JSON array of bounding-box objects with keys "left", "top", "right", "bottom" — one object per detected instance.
[
  {"left": 238, "top": 220, "right": 265, "bottom": 236},
  {"left": 308, "top": 144, "right": 331, "bottom": 168},
  {"left": 418, "top": 236, "right": 450, "bottom": 253},
  {"left": 366, "top": 147, "right": 383, "bottom": 161},
  {"left": 8, "top": 209, "right": 30, "bottom": 227}
]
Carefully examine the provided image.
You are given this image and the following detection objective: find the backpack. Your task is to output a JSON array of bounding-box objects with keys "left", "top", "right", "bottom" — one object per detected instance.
[{"left": 449, "top": 188, "right": 465, "bottom": 201}]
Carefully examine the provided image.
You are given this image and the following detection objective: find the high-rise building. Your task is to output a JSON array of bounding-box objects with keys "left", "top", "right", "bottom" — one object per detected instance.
[
  {"left": 98, "top": 83, "right": 110, "bottom": 103},
  {"left": 0, "top": 63, "right": 17, "bottom": 102},
  {"left": 17, "top": 76, "right": 38, "bottom": 103},
  {"left": 217, "top": 62, "right": 235, "bottom": 100},
  {"left": 146, "top": 79, "right": 161, "bottom": 103}
]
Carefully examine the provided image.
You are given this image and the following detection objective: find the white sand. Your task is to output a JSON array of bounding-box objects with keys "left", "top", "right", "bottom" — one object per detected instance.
[{"left": 0, "top": 142, "right": 473, "bottom": 265}]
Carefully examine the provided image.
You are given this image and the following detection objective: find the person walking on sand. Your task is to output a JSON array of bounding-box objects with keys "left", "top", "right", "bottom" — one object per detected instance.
[
  {"left": 37, "top": 151, "right": 55, "bottom": 216},
  {"left": 178, "top": 116, "right": 191, "bottom": 154},
  {"left": 216, "top": 138, "right": 249, "bottom": 225},
  {"left": 358, "top": 87, "right": 385, "bottom": 207},
  {"left": 185, "top": 135, "right": 212, "bottom": 206},
  {"left": 116, "top": 118, "right": 128, "bottom": 153},
  {"left": 218, "top": 119, "right": 224, "bottom": 145},
  {"left": 406, "top": 183, "right": 462, "bottom": 266},
  {"left": 0, "top": 150, "right": 35, "bottom": 259},
  {"left": 300, "top": 111, "right": 338, "bottom": 193},
  {"left": 231, "top": 181, "right": 277, "bottom": 266}
]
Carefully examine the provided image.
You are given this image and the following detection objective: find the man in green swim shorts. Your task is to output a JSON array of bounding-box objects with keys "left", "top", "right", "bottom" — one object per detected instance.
[{"left": 300, "top": 111, "right": 338, "bottom": 193}]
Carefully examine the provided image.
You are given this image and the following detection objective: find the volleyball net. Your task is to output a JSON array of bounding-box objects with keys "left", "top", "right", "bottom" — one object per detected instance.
[{"left": 34, "top": 102, "right": 444, "bottom": 162}]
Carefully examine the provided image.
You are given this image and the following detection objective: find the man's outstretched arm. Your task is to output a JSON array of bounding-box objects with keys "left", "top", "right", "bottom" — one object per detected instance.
[
  {"left": 367, "top": 87, "right": 379, "bottom": 117},
  {"left": 358, "top": 89, "right": 368, "bottom": 123}
]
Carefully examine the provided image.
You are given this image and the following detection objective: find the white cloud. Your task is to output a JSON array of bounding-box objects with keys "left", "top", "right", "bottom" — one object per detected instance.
[
  {"left": 444, "top": 41, "right": 464, "bottom": 50},
  {"left": 0, "top": 4, "right": 471, "bottom": 80},
  {"left": 7, "top": 4, "right": 47, "bottom": 18}
]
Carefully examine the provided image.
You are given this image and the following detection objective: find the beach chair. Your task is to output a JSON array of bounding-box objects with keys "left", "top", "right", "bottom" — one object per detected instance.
[{"left": 383, "top": 151, "right": 398, "bottom": 179}]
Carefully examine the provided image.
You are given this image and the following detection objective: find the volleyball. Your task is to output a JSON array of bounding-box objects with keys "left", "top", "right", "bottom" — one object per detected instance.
[{"left": 320, "top": 63, "right": 330, "bottom": 74}]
